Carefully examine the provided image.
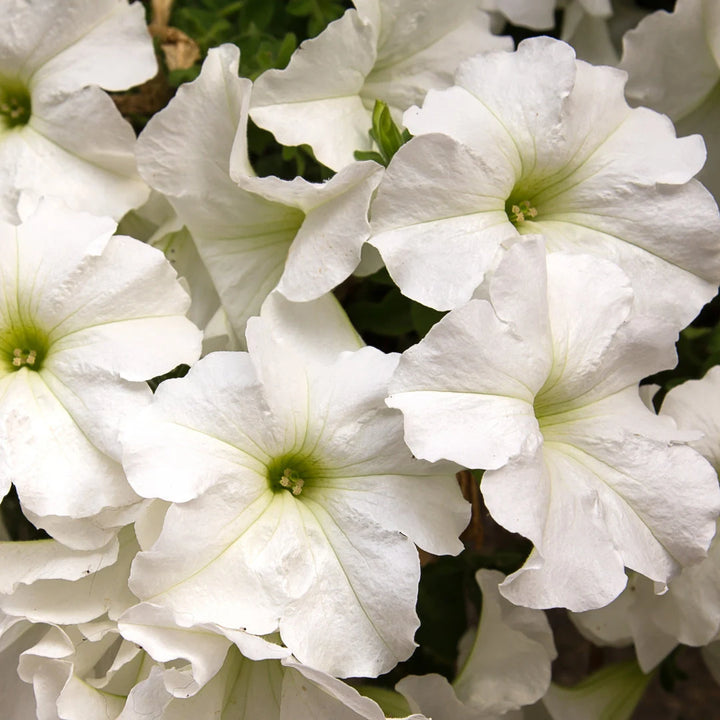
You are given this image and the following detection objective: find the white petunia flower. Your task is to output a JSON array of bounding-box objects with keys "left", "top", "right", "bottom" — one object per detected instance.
[
  {"left": 18, "top": 622, "right": 152, "bottom": 720},
  {"left": 250, "top": 0, "right": 511, "bottom": 171},
  {"left": 369, "top": 36, "right": 720, "bottom": 332},
  {"left": 387, "top": 238, "right": 720, "bottom": 611},
  {"left": 397, "top": 570, "right": 556, "bottom": 720},
  {"left": 137, "top": 45, "right": 384, "bottom": 345},
  {"left": 122, "top": 293, "right": 470, "bottom": 678},
  {"left": 620, "top": 0, "right": 720, "bottom": 200},
  {"left": 0, "top": 0, "right": 157, "bottom": 222},
  {"left": 0, "top": 201, "right": 202, "bottom": 548}
]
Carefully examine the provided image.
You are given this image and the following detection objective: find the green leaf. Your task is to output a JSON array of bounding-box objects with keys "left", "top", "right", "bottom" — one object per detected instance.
[
  {"left": 346, "top": 288, "right": 414, "bottom": 336},
  {"left": 361, "top": 99, "right": 412, "bottom": 166},
  {"left": 410, "top": 302, "right": 445, "bottom": 338},
  {"left": 353, "top": 149, "right": 386, "bottom": 164}
]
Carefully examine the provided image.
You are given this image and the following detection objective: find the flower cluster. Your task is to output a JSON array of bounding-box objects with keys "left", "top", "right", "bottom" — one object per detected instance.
[{"left": 1, "top": 0, "right": 720, "bottom": 718}]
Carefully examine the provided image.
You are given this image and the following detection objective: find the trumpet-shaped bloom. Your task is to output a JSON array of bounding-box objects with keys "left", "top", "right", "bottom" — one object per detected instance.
[
  {"left": 369, "top": 36, "right": 720, "bottom": 333},
  {"left": 388, "top": 239, "right": 720, "bottom": 611},
  {"left": 250, "top": 0, "right": 511, "bottom": 171},
  {"left": 137, "top": 45, "right": 384, "bottom": 344},
  {"left": 397, "top": 570, "right": 555, "bottom": 720},
  {"left": 0, "top": 0, "right": 156, "bottom": 222},
  {"left": 0, "top": 201, "right": 201, "bottom": 548},
  {"left": 122, "top": 293, "right": 469, "bottom": 678}
]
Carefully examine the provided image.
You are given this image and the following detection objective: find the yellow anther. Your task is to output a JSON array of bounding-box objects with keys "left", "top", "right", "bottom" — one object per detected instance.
[
  {"left": 280, "top": 468, "right": 304, "bottom": 496},
  {"left": 509, "top": 199, "right": 538, "bottom": 224},
  {"left": 12, "top": 348, "right": 37, "bottom": 368}
]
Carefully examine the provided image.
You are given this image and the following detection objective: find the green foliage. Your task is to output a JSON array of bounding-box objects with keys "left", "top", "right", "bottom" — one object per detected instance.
[
  {"left": 247, "top": 120, "right": 331, "bottom": 182},
  {"left": 343, "top": 268, "right": 446, "bottom": 352},
  {"left": 147, "top": 363, "right": 191, "bottom": 392},
  {"left": 169, "top": 0, "right": 350, "bottom": 83},
  {"left": 658, "top": 646, "right": 689, "bottom": 693},
  {"left": 1, "top": 486, "right": 48, "bottom": 540}
]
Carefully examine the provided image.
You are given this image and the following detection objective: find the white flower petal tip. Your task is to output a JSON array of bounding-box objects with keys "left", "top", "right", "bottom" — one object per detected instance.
[
  {"left": 0, "top": 0, "right": 156, "bottom": 222},
  {"left": 389, "top": 240, "right": 720, "bottom": 612},
  {"left": 123, "top": 296, "right": 468, "bottom": 678},
  {"left": 0, "top": 201, "right": 201, "bottom": 547},
  {"left": 371, "top": 35, "right": 720, "bottom": 328}
]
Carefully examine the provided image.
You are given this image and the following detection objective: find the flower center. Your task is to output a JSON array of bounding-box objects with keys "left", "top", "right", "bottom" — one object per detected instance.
[
  {"left": 506, "top": 198, "right": 538, "bottom": 225},
  {"left": 266, "top": 454, "right": 320, "bottom": 497},
  {"left": 0, "top": 78, "right": 31, "bottom": 131},
  {"left": 278, "top": 467, "right": 305, "bottom": 496},
  {"left": 0, "top": 326, "right": 49, "bottom": 373},
  {"left": 12, "top": 348, "right": 38, "bottom": 368}
]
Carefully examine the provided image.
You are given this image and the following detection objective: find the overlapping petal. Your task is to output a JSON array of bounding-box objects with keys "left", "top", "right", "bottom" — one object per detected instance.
[{"left": 250, "top": 1, "right": 510, "bottom": 170}]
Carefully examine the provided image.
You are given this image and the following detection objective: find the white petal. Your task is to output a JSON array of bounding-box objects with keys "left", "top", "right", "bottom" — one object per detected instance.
[
  {"left": 122, "top": 352, "right": 276, "bottom": 503},
  {"left": 0, "top": 526, "right": 138, "bottom": 624},
  {"left": 3, "top": 0, "right": 156, "bottom": 89},
  {"left": 275, "top": 161, "right": 383, "bottom": 301},
  {"left": 6, "top": 86, "right": 150, "bottom": 221},
  {"left": 279, "top": 498, "right": 421, "bottom": 677},
  {"left": 0, "top": 370, "right": 138, "bottom": 521},
  {"left": 0, "top": 536, "right": 118, "bottom": 594},
  {"left": 620, "top": 0, "right": 719, "bottom": 120},
  {"left": 453, "top": 570, "right": 555, "bottom": 714},
  {"left": 388, "top": 239, "right": 551, "bottom": 468},
  {"left": 369, "top": 133, "right": 517, "bottom": 310},
  {"left": 363, "top": 2, "right": 512, "bottom": 114},
  {"left": 250, "top": 10, "right": 377, "bottom": 171},
  {"left": 259, "top": 292, "right": 363, "bottom": 364},
  {"left": 281, "top": 660, "right": 392, "bottom": 720},
  {"left": 661, "top": 365, "right": 720, "bottom": 469}
]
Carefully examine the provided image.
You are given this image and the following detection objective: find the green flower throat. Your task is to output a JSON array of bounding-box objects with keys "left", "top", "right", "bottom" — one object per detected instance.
[
  {"left": 0, "top": 326, "right": 48, "bottom": 373},
  {"left": 0, "top": 77, "right": 31, "bottom": 131}
]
